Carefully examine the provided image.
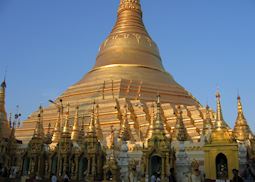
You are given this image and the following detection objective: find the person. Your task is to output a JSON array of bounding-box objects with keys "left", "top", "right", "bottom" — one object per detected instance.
[
  {"left": 188, "top": 160, "right": 204, "bottom": 182},
  {"left": 242, "top": 164, "right": 255, "bottom": 182},
  {"left": 63, "top": 172, "right": 70, "bottom": 182},
  {"left": 51, "top": 173, "right": 57, "bottom": 182},
  {"left": 151, "top": 172, "right": 156, "bottom": 182},
  {"left": 232, "top": 169, "right": 244, "bottom": 182},
  {"left": 169, "top": 168, "right": 176, "bottom": 182},
  {"left": 156, "top": 175, "right": 161, "bottom": 182}
]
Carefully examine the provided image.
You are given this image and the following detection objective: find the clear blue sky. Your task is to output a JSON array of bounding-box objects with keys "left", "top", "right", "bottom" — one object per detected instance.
[{"left": 0, "top": 0, "right": 255, "bottom": 132}]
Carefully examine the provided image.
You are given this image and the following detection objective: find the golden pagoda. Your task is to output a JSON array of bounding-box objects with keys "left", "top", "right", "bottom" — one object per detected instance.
[
  {"left": 4, "top": 0, "right": 253, "bottom": 181},
  {"left": 16, "top": 0, "right": 204, "bottom": 144}
]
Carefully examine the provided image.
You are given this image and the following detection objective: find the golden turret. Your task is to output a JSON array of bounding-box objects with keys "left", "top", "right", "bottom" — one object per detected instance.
[
  {"left": 119, "top": 104, "right": 131, "bottom": 141},
  {"left": 95, "top": 104, "right": 103, "bottom": 142},
  {"left": 51, "top": 108, "right": 62, "bottom": 144},
  {"left": 215, "top": 92, "right": 225, "bottom": 128},
  {"left": 33, "top": 106, "right": 45, "bottom": 139},
  {"left": 88, "top": 103, "right": 96, "bottom": 136},
  {"left": 146, "top": 103, "right": 155, "bottom": 140},
  {"left": 211, "top": 92, "right": 233, "bottom": 143},
  {"left": 233, "top": 96, "right": 251, "bottom": 141},
  {"left": 78, "top": 115, "right": 85, "bottom": 142},
  {"left": 203, "top": 105, "right": 213, "bottom": 135},
  {"left": 71, "top": 106, "right": 79, "bottom": 142},
  {"left": 153, "top": 95, "right": 165, "bottom": 133},
  {"left": 172, "top": 106, "right": 189, "bottom": 141},
  {"left": 62, "top": 103, "right": 71, "bottom": 138}
]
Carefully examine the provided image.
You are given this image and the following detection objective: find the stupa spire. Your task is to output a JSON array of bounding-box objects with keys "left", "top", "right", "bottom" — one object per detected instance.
[
  {"left": 52, "top": 107, "right": 62, "bottom": 143},
  {"left": 203, "top": 105, "right": 212, "bottom": 135},
  {"left": 172, "top": 106, "right": 188, "bottom": 141},
  {"left": 62, "top": 103, "right": 70, "bottom": 137},
  {"left": 0, "top": 79, "right": 7, "bottom": 118},
  {"left": 214, "top": 92, "right": 227, "bottom": 130},
  {"left": 146, "top": 103, "right": 155, "bottom": 140},
  {"left": 233, "top": 96, "right": 251, "bottom": 141},
  {"left": 0, "top": 79, "right": 11, "bottom": 138},
  {"left": 33, "top": 106, "right": 45, "bottom": 139},
  {"left": 119, "top": 104, "right": 131, "bottom": 141},
  {"left": 71, "top": 106, "right": 80, "bottom": 141},
  {"left": 154, "top": 95, "right": 164, "bottom": 132},
  {"left": 88, "top": 102, "right": 96, "bottom": 135},
  {"left": 113, "top": 0, "right": 147, "bottom": 36},
  {"left": 95, "top": 104, "right": 103, "bottom": 141},
  {"left": 211, "top": 92, "right": 233, "bottom": 143}
]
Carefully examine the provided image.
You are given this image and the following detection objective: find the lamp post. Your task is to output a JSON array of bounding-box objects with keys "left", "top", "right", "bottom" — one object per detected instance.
[{"left": 49, "top": 99, "right": 64, "bottom": 115}]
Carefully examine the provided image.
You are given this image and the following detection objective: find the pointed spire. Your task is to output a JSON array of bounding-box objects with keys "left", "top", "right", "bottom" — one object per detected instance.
[
  {"left": 119, "top": 104, "right": 131, "bottom": 141},
  {"left": 52, "top": 107, "right": 62, "bottom": 143},
  {"left": 71, "top": 106, "right": 80, "bottom": 141},
  {"left": 44, "top": 123, "right": 52, "bottom": 144},
  {"left": 146, "top": 103, "right": 155, "bottom": 140},
  {"left": 216, "top": 92, "right": 224, "bottom": 122},
  {"left": 0, "top": 79, "right": 7, "bottom": 115},
  {"left": 109, "top": 125, "right": 115, "bottom": 149},
  {"left": 79, "top": 115, "right": 85, "bottom": 142},
  {"left": 237, "top": 96, "right": 245, "bottom": 119},
  {"left": 62, "top": 103, "right": 70, "bottom": 136},
  {"left": 153, "top": 94, "right": 164, "bottom": 132},
  {"left": 113, "top": 0, "right": 147, "bottom": 36},
  {"left": 234, "top": 96, "right": 251, "bottom": 141},
  {"left": 214, "top": 91, "right": 227, "bottom": 130},
  {"left": 33, "top": 106, "right": 45, "bottom": 139},
  {"left": 95, "top": 104, "right": 103, "bottom": 141},
  {"left": 88, "top": 102, "right": 96, "bottom": 135},
  {"left": 172, "top": 106, "right": 188, "bottom": 141},
  {"left": 203, "top": 105, "right": 212, "bottom": 135}
]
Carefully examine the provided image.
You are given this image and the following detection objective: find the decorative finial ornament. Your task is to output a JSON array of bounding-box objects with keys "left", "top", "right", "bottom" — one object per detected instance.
[
  {"left": 118, "top": 0, "right": 141, "bottom": 14},
  {"left": 203, "top": 105, "right": 212, "bottom": 135}
]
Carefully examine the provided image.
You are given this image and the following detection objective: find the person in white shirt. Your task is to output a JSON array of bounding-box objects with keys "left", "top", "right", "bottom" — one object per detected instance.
[{"left": 51, "top": 173, "right": 57, "bottom": 182}]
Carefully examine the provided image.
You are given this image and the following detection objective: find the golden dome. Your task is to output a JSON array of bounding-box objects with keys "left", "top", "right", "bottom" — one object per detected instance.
[{"left": 78, "top": 0, "right": 179, "bottom": 85}]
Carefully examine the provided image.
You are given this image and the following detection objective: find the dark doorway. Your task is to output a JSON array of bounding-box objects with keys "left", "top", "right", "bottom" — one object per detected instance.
[
  {"left": 216, "top": 153, "right": 228, "bottom": 179},
  {"left": 79, "top": 157, "right": 88, "bottom": 180},
  {"left": 150, "top": 155, "right": 162, "bottom": 178}
]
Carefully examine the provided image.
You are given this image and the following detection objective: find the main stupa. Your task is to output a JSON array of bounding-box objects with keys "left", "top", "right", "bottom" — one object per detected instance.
[{"left": 16, "top": 0, "right": 206, "bottom": 144}]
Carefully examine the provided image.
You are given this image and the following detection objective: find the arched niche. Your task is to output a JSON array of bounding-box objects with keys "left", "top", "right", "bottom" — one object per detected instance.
[{"left": 216, "top": 153, "right": 228, "bottom": 179}]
